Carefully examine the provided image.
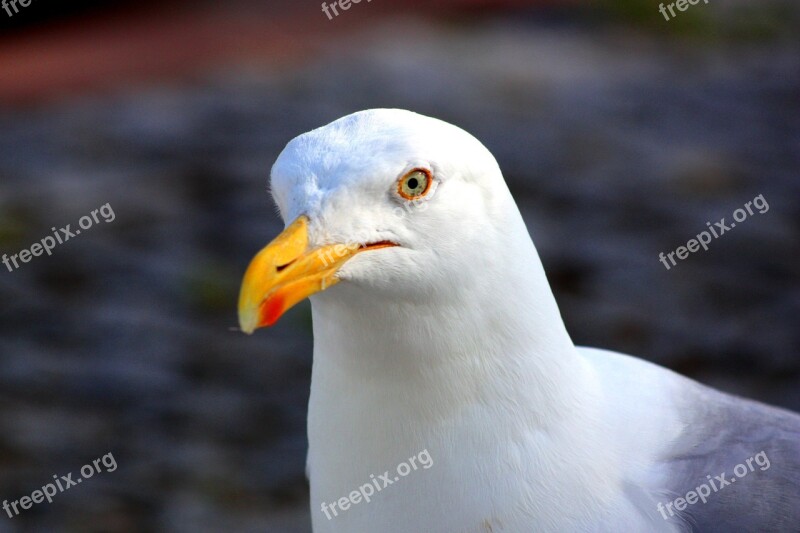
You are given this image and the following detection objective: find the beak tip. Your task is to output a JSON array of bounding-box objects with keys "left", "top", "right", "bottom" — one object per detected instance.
[
  {"left": 238, "top": 311, "right": 259, "bottom": 335},
  {"left": 238, "top": 294, "right": 284, "bottom": 335}
]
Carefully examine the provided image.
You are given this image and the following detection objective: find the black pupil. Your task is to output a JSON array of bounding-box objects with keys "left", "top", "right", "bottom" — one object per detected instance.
[{"left": 407, "top": 177, "right": 419, "bottom": 190}]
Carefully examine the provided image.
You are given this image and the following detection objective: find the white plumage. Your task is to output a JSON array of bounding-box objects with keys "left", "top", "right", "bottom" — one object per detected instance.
[{"left": 243, "top": 109, "right": 800, "bottom": 532}]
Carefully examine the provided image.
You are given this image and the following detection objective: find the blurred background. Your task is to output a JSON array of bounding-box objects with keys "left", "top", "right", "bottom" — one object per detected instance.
[{"left": 0, "top": 0, "right": 798, "bottom": 531}]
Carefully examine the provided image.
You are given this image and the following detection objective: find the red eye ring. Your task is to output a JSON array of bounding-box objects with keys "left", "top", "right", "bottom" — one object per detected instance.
[{"left": 397, "top": 168, "right": 433, "bottom": 200}]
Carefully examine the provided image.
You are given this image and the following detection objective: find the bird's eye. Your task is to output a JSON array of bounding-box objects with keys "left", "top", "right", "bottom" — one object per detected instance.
[{"left": 397, "top": 168, "right": 432, "bottom": 200}]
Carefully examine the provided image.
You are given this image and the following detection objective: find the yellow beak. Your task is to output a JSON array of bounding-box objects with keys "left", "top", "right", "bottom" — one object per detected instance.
[{"left": 237, "top": 215, "right": 395, "bottom": 333}]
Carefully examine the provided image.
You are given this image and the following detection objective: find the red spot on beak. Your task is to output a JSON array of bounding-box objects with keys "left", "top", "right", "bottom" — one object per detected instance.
[{"left": 261, "top": 294, "right": 285, "bottom": 327}]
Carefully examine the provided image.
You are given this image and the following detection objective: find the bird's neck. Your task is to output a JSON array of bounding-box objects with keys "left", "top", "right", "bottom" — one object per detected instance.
[
  {"left": 308, "top": 238, "right": 587, "bottom": 428},
  {"left": 305, "top": 243, "right": 615, "bottom": 533}
]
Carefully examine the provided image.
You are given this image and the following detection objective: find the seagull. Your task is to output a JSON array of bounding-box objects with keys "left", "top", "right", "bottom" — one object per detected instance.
[{"left": 238, "top": 109, "right": 800, "bottom": 532}]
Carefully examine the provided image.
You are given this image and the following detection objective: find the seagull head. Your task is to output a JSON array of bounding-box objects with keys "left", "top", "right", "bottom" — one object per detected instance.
[{"left": 238, "top": 109, "right": 535, "bottom": 334}]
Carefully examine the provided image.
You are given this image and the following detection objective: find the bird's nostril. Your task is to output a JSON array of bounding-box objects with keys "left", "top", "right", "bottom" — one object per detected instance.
[{"left": 276, "top": 260, "right": 294, "bottom": 273}]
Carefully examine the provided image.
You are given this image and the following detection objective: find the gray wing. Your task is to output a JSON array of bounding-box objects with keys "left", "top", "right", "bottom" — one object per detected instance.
[{"left": 663, "top": 384, "right": 800, "bottom": 532}]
